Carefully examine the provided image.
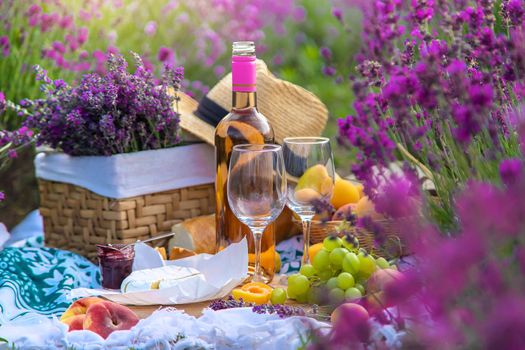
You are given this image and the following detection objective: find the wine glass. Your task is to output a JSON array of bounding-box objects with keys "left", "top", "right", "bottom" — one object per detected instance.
[
  {"left": 283, "top": 137, "right": 335, "bottom": 266},
  {"left": 227, "top": 144, "right": 287, "bottom": 283}
]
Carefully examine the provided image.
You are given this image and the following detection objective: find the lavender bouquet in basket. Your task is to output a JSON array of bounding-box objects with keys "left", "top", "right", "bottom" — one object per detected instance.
[{"left": 18, "top": 53, "right": 184, "bottom": 156}]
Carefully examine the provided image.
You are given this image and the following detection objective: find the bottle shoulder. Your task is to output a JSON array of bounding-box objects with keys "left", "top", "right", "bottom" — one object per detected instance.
[{"left": 215, "top": 108, "right": 274, "bottom": 141}]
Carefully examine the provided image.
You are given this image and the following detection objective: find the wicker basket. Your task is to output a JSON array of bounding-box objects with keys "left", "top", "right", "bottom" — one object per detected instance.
[
  {"left": 39, "top": 179, "right": 215, "bottom": 260},
  {"left": 294, "top": 218, "right": 406, "bottom": 259}
]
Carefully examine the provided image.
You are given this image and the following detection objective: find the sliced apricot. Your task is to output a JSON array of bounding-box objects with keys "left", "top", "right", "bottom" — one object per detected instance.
[
  {"left": 232, "top": 286, "right": 271, "bottom": 305},
  {"left": 241, "top": 282, "right": 273, "bottom": 293}
]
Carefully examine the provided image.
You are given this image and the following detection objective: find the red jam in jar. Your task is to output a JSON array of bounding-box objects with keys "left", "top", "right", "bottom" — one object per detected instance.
[{"left": 97, "top": 244, "right": 135, "bottom": 290}]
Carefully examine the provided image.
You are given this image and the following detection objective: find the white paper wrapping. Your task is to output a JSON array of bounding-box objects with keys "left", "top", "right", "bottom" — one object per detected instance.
[
  {"left": 70, "top": 238, "right": 248, "bottom": 305},
  {"left": 34, "top": 143, "right": 215, "bottom": 199}
]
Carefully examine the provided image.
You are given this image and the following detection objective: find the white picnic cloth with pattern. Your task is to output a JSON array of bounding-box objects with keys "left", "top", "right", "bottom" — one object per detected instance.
[{"left": 0, "top": 307, "right": 328, "bottom": 349}]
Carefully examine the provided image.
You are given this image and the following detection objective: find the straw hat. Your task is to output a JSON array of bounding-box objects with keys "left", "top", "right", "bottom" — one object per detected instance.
[{"left": 176, "top": 60, "right": 329, "bottom": 145}]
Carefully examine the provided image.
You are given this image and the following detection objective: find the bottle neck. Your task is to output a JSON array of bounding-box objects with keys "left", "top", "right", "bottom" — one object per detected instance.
[
  {"left": 231, "top": 54, "right": 256, "bottom": 110},
  {"left": 232, "top": 91, "right": 257, "bottom": 109}
]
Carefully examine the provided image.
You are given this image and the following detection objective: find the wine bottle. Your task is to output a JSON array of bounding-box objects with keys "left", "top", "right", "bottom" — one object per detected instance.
[{"left": 214, "top": 41, "right": 276, "bottom": 282}]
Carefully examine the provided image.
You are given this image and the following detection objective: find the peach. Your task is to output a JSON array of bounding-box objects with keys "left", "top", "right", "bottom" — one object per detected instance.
[
  {"left": 63, "top": 314, "right": 86, "bottom": 331},
  {"left": 367, "top": 268, "right": 403, "bottom": 294},
  {"left": 332, "top": 203, "right": 356, "bottom": 221},
  {"left": 355, "top": 196, "right": 384, "bottom": 220},
  {"left": 331, "top": 302, "right": 369, "bottom": 324},
  {"left": 83, "top": 301, "right": 139, "bottom": 339},
  {"left": 366, "top": 269, "right": 404, "bottom": 310},
  {"left": 331, "top": 302, "right": 371, "bottom": 343},
  {"left": 60, "top": 297, "right": 105, "bottom": 324}
]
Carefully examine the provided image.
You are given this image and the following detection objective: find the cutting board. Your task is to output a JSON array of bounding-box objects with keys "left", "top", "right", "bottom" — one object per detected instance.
[
  {"left": 127, "top": 275, "right": 292, "bottom": 319},
  {"left": 129, "top": 301, "right": 211, "bottom": 318}
]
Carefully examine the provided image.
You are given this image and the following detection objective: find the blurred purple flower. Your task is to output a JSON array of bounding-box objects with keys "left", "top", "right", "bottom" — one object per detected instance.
[
  {"left": 52, "top": 41, "right": 65, "bottom": 54},
  {"left": 499, "top": 158, "right": 523, "bottom": 186},
  {"left": 65, "top": 34, "right": 78, "bottom": 52},
  {"left": 59, "top": 15, "right": 73, "bottom": 29},
  {"left": 502, "top": 0, "right": 525, "bottom": 26},
  {"left": 39, "top": 13, "right": 57, "bottom": 32},
  {"left": 0, "top": 192, "right": 4, "bottom": 202},
  {"left": 0, "top": 92, "right": 5, "bottom": 114},
  {"left": 7, "top": 149, "right": 17, "bottom": 159},
  {"left": 214, "top": 65, "right": 225, "bottom": 77},
  {"left": 320, "top": 46, "right": 332, "bottom": 60},
  {"left": 192, "top": 80, "right": 203, "bottom": 90},
  {"left": 77, "top": 27, "right": 89, "bottom": 45},
  {"left": 272, "top": 54, "right": 283, "bottom": 66},
  {"left": 0, "top": 35, "right": 10, "bottom": 56},
  {"left": 144, "top": 21, "right": 157, "bottom": 36},
  {"left": 468, "top": 84, "right": 493, "bottom": 109},
  {"left": 332, "top": 7, "right": 343, "bottom": 21},
  {"left": 322, "top": 65, "right": 336, "bottom": 76},
  {"left": 26, "top": 4, "right": 41, "bottom": 17},
  {"left": 293, "top": 6, "right": 306, "bottom": 22},
  {"left": 79, "top": 9, "right": 92, "bottom": 22},
  {"left": 158, "top": 47, "right": 174, "bottom": 63}
]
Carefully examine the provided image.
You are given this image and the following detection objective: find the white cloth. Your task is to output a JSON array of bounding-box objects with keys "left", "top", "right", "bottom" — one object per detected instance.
[
  {"left": 0, "top": 308, "right": 328, "bottom": 350},
  {"left": 34, "top": 144, "right": 215, "bottom": 199},
  {"left": 0, "top": 223, "right": 9, "bottom": 251}
]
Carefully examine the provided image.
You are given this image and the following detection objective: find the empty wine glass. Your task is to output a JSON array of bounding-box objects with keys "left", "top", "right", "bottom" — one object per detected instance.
[
  {"left": 283, "top": 137, "right": 335, "bottom": 265},
  {"left": 227, "top": 144, "right": 287, "bottom": 282}
]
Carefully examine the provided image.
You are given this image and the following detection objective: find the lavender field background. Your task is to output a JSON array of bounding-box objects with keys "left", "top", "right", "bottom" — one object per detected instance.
[{"left": 0, "top": 0, "right": 360, "bottom": 227}]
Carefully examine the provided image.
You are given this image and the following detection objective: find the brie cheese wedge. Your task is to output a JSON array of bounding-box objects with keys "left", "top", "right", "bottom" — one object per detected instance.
[{"left": 121, "top": 265, "right": 203, "bottom": 293}]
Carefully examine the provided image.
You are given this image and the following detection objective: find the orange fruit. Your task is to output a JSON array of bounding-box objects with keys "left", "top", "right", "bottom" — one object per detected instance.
[
  {"left": 248, "top": 249, "right": 280, "bottom": 273},
  {"left": 331, "top": 178, "right": 360, "bottom": 209},
  {"left": 308, "top": 242, "right": 324, "bottom": 262}
]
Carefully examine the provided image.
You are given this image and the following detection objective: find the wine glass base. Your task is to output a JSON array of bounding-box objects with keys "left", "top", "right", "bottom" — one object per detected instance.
[{"left": 247, "top": 266, "right": 274, "bottom": 284}]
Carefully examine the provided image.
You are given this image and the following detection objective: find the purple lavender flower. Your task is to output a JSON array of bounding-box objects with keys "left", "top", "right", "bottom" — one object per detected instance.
[
  {"left": 322, "top": 65, "right": 336, "bottom": 76},
  {"left": 0, "top": 91, "right": 6, "bottom": 114},
  {"left": 19, "top": 54, "right": 184, "bottom": 156},
  {"left": 499, "top": 158, "right": 523, "bottom": 185},
  {"left": 77, "top": 27, "right": 89, "bottom": 45},
  {"left": 158, "top": 47, "right": 174, "bottom": 63},
  {"left": 332, "top": 7, "right": 343, "bottom": 21},
  {"left": 144, "top": 21, "right": 157, "bottom": 36},
  {"left": 319, "top": 46, "right": 332, "bottom": 60},
  {"left": 209, "top": 296, "right": 305, "bottom": 318},
  {"left": 7, "top": 149, "right": 17, "bottom": 159},
  {"left": 0, "top": 35, "right": 10, "bottom": 56}
]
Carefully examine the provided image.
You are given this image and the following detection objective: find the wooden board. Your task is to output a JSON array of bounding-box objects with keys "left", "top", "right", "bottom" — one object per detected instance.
[
  {"left": 129, "top": 301, "right": 211, "bottom": 318},
  {"left": 128, "top": 275, "right": 291, "bottom": 319}
]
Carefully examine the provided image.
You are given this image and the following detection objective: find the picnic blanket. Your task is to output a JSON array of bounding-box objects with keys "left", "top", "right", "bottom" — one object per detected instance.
[
  {"left": 0, "top": 235, "right": 100, "bottom": 321},
  {"left": 0, "top": 211, "right": 302, "bottom": 321}
]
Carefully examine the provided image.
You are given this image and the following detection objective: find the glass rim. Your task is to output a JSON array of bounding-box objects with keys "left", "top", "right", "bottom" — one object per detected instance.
[
  {"left": 283, "top": 137, "right": 330, "bottom": 145},
  {"left": 232, "top": 144, "right": 282, "bottom": 153}
]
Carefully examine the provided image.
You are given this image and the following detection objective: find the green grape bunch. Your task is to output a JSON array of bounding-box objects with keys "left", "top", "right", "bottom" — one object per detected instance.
[{"left": 286, "top": 234, "right": 398, "bottom": 306}]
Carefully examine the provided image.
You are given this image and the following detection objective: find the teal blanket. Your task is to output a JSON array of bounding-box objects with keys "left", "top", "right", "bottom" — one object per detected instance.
[{"left": 0, "top": 236, "right": 100, "bottom": 321}]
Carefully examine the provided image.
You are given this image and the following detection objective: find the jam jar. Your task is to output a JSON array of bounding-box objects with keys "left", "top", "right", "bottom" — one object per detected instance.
[{"left": 97, "top": 244, "right": 135, "bottom": 290}]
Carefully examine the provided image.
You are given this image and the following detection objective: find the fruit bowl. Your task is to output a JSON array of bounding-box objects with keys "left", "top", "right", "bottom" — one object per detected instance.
[{"left": 292, "top": 217, "right": 406, "bottom": 259}]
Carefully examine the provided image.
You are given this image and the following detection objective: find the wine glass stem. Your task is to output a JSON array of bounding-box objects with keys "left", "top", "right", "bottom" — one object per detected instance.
[
  {"left": 251, "top": 227, "right": 265, "bottom": 283},
  {"left": 301, "top": 219, "right": 312, "bottom": 265}
]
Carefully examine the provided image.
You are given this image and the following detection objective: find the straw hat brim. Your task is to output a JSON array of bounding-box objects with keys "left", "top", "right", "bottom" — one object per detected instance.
[
  {"left": 177, "top": 92, "right": 216, "bottom": 145},
  {"left": 176, "top": 60, "right": 328, "bottom": 145}
]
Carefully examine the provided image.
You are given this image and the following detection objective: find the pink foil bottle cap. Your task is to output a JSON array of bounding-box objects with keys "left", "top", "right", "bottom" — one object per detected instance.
[{"left": 232, "top": 41, "right": 256, "bottom": 92}]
